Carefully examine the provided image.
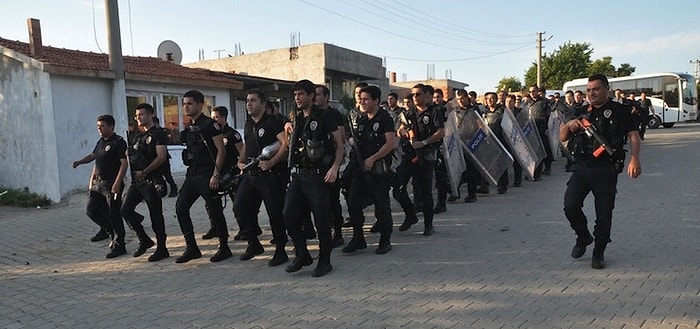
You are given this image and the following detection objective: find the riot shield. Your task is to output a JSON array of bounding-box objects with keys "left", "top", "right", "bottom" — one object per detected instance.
[
  {"left": 516, "top": 104, "right": 547, "bottom": 164},
  {"left": 501, "top": 108, "right": 539, "bottom": 180},
  {"left": 548, "top": 102, "right": 574, "bottom": 161},
  {"left": 456, "top": 109, "right": 513, "bottom": 186},
  {"left": 442, "top": 109, "right": 467, "bottom": 195}
]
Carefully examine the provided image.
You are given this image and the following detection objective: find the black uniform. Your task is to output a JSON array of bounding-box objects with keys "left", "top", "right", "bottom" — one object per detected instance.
[
  {"left": 564, "top": 99, "right": 636, "bottom": 265},
  {"left": 433, "top": 103, "right": 450, "bottom": 211},
  {"left": 175, "top": 114, "right": 230, "bottom": 263},
  {"left": 86, "top": 133, "right": 127, "bottom": 256},
  {"left": 325, "top": 106, "right": 346, "bottom": 244},
  {"left": 233, "top": 113, "right": 288, "bottom": 262},
  {"left": 121, "top": 126, "right": 169, "bottom": 261},
  {"left": 344, "top": 108, "right": 395, "bottom": 251},
  {"left": 452, "top": 105, "right": 482, "bottom": 201},
  {"left": 528, "top": 97, "right": 553, "bottom": 179},
  {"left": 394, "top": 105, "right": 443, "bottom": 234}
]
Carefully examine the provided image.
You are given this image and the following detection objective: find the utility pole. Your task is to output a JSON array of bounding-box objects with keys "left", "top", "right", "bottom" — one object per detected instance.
[
  {"left": 105, "top": 0, "right": 128, "bottom": 135},
  {"left": 536, "top": 32, "right": 552, "bottom": 89},
  {"left": 690, "top": 59, "right": 700, "bottom": 80}
]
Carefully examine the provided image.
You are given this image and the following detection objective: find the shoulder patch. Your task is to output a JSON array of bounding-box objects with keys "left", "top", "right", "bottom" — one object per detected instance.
[
  {"left": 603, "top": 109, "right": 612, "bottom": 119},
  {"left": 105, "top": 145, "right": 111, "bottom": 152},
  {"left": 145, "top": 135, "right": 152, "bottom": 145},
  {"left": 223, "top": 137, "right": 228, "bottom": 146},
  {"left": 372, "top": 122, "right": 380, "bottom": 131},
  {"left": 310, "top": 120, "right": 318, "bottom": 131},
  {"left": 258, "top": 128, "right": 265, "bottom": 137},
  {"left": 422, "top": 115, "right": 430, "bottom": 124}
]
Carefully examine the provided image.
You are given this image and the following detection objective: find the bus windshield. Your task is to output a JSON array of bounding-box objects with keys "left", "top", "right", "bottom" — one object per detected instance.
[{"left": 681, "top": 76, "right": 698, "bottom": 106}]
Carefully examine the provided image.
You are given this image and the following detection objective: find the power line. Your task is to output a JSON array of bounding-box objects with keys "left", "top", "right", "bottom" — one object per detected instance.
[
  {"left": 384, "top": 43, "right": 531, "bottom": 62},
  {"left": 91, "top": 0, "right": 103, "bottom": 53}
]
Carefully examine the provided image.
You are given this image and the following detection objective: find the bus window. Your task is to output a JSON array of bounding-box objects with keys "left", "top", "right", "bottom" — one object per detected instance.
[{"left": 663, "top": 76, "right": 679, "bottom": 108}]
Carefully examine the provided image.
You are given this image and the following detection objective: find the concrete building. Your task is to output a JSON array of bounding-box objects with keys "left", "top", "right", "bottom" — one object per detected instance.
[
  {"left": 390, "top": 77, "right": 470, "bottom": 103},
  {"left": 0, "top": 25, "right": 246, "bottom": 201},
  {"left": 186, "top": 42, "right": 389, "bottom": 108}
]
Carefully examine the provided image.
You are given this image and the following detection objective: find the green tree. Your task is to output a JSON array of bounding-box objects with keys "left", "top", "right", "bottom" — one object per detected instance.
[
  {"left": 523, "top": 42, "right": 636, "bottom": 90},
  {"left": 496, "top": 76, "right": 523, "bottom": 93}
]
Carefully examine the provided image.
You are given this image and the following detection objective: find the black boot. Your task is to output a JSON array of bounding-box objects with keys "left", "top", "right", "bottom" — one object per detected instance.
[
  {"left": 239, "top": 236, "right": 264, "bottom": 261},
  {"left": 90, "top": 228, "right": 110, "bottom": 242},
  {"left": 285, "top": 248, "right": 313, "bottom": 273},
  {"left": 210, "top": 237, "right": 232, "bottom": 262},
  {"left": 375, "top": 234, "right": 392, "bottom": 255},
  {"left": 133, "top": 226, "right": 154, "bottom": 258},
  {"left": 591, "top": 243, "right": 606, "bottom": 269},
  {"left": 201, "top": 227, "right": 218, "bottom": 240},
  {"left": 106, "top": 241, "right": 127, "bottom": 259},
  {"left": 312, "top": 251, "right": 332, "bottom": 277},
  {"left": 175, "top": 234, "right": 201, "bottom": 263},
  {"left": 571, "top": 234, "right": 593, "bottom": 259},
  {"left": 341, "top": 234, "right": 367, "bottom": 253},
  {"left": 148, "top": 237, "right": 169, "bottom": 262},
  {"left": 268, "top": 241, "right": 289, "bottom": 266}
]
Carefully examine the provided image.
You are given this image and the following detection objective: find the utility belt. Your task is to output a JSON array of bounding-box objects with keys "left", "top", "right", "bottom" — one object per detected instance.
[
  {"left": 291, "top": 166, "right": 323, "bottom": 175},
  {"left": 187, "top": 165, "right": 215, "bottom": 177}
]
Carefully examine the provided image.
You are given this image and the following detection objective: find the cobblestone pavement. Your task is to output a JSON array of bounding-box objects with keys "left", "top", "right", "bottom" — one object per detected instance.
[{"left": 1, "top": 124, "right": 699, "bottom": 329}]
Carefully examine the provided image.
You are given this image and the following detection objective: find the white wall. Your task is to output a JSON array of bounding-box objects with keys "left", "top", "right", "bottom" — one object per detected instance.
[{"left": 0, "top": 51, "right": 61, "bottom": 201}]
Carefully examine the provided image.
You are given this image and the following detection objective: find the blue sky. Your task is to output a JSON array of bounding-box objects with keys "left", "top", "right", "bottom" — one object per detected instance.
[{"left": 2, "top": 0, "right": 699, "bottom": 94}]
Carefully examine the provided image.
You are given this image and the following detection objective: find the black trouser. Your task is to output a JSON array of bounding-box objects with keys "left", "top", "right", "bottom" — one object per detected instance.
[
  {"left": 393, "top": 156, "right": 434, "bottom": 226},
  {"left": 121, "top": 180, "right": 166, "bottom": 243},
  {"left": 513, "top": 160, "right": 522, "bottom": 185},
  {"left": 564, "top": 163, "right": 618, "bottom": 249},
  {"left": 454, "top": 158, "right": 481, "bottom": 197},
  {"left": 638, "top": 111, "right": 649, "bottom": 139},
  {"left": 328, "top": 180, "right": 343, "bottom": 237},
  {"left": 434, "top": 148, "right": 449, "bottom": 204},
  {"left": 86, "top": 178, "right": 125, "bottom": 245},
  {"left": 349, "top": 170, "right": 392, "bottom": 238},
  {"left": 534, "top": 123, "right": 553, "bottom": 179},
  {"left": 284, "top": 173, "right": 332, "bottom": 263},
  {"left": 233, "top": 172, "right": 287, "bottom": 245},
  {"left": 175, "top": 169, "right": 228, "bottom": 245},
  {"left": 163, "top": 162, "right": 176, "bottom": 189},
  {"left": 480, "top": 170, "right": 509, "bottom": 191}
]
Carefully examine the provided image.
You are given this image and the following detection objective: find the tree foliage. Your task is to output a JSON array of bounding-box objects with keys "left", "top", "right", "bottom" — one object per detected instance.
[
  {"left": 524, "top": 42, "right": 635, "bottom": 90},
  {"left": 496, "top": 76, "right": 523, "bottom": 93}
]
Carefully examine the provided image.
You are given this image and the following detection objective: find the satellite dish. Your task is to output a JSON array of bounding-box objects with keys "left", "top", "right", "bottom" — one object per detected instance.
[{"left": 157, "top": 40, "right": 182, "bottom": 64}]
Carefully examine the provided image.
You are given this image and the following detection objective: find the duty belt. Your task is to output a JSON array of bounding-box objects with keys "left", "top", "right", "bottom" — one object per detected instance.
[{"left": 291, "top": 167, "right": 322, "bottom": 175}]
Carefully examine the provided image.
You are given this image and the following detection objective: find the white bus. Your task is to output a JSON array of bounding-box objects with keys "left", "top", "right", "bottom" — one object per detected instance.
[{"left": 562, "top": 73, "right": 698, "bottom": 128}]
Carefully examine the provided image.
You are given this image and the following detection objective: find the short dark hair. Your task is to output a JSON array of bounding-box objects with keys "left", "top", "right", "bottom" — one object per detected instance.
[
  {"left": 354, "top": 82, "right": 369, "bottom": 89},
  {"left": 97, "top": 114, "right": 115, "bottom": 127},
  {"left": 590, "top": 74, "right": 610, "bottom": 89},
  {"left": 565, "top": 90, "right": 574, "bottom": 96},
  {"left": 412, "top": 83, "right": 429, "bottom": 94},
  {"left": 484, "top": 92, "right": 498, "bottom": 98},
  {"left": 468, "top": 91, "right": 477, "bottom": 98},
  {"left": 433, "top": 89, "right": 444, "bottom": 97},
  {"left": 212, "top": 106, "right": 229, "bottom": 118},
  {"left": 456, "top": 90, "right": 468, "bottom": 97},
  {"left": 388, "top": 92, "right": 399, "bottom": 99},
  {"left": 294, "top": 79, "right": 316, "bottom": 96},
  {"left": 135, "top": 103, "right": 155, "bottom": 114},
  {"left": 247, "top": 88, "right": 267, "bottom": 102},
  {"left": 183, "top": 90, "right": 204, "bottom": 104},
  {"left": 425, "top": 84, "right": 435, "bottom": 95},
  {"left": 360, "top": 85, "right": 381, "bottom": 101},
  {"left": 316, "top": 84, "right": 330, "bottom": 97}
]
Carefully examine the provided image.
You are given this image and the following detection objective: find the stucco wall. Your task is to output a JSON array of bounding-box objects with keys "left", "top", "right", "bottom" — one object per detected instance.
[
  {"left": 51, "top": 75, "right": 113, "bottom": 199},
  {"left": 0, "top": 52, "right": 60, "bottom": 201}
]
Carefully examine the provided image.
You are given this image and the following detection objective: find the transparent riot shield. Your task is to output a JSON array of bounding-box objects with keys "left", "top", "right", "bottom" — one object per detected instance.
[
  {"left": 456, "top": 109, "right": 513, "bottom": 186},
  {"left": 501, "top": 108, "right": 539, "bottom": 180},
  {"left": 516, "top": 104, "right": 547, "bottom": 164},
  {"left": 549, "top": 101, "right": 580, "bottom": 163},
  {"left": 442, "top": 110, "right": 467, "bottom": 195}
]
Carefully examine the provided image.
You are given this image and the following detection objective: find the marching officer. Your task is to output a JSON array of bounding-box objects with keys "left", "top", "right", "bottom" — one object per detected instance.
[
  {"left": 174, "top": 90, "right": 230, "bottom": 263},
  {"left": 72, "top": 115, "right": 129, "bottom": 258},
  {"left": 283, "top": 80, "right": 344, "bottom": 277},
  {"left": 527, "top": 85, "right": 553, "bottom": 180},
  {"left": 121, "top": 103, "right": 170, "bottom": 261},
  {"left": 394, "top": 84, "right": 445, "bottom": 235},
  {"left": 342, "top": 85, "right": 396, "bottom": 254}
]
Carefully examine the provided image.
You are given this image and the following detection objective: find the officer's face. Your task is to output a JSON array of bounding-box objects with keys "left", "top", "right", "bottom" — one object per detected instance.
[
  {"left": 134, "top": 109, "right": 152, "bottom": 127},
  {"left": 587, "top": 80, "right": 609, "bottom": 107},
  {"left": 505, "top": 96, "right": 515, "bottom": 109},
  {"left": 433, "top": 92, "right": 443, "bottom": 105},
  {"left": 294, "top": 90, "right": 314, "bottom": 110},
  {"left": 359, "top": 91, "right": 378, "bottom": 113},
  {"left": 456, "top": 94, "right": 469, "bottom": 109},
  {"left": 412, "top": 88, "right": 426, "bottom": 107},
  {"left": 314, "top": 87, "right": 328, "bottom": 108},
  {"left": 387, "top": 95, "right": 398, "bottom": 108},
  {"left": 485, "top": 94, "right": 497, "bottom": 108},
  {"left": 211, "top": 111, "right": 226, "bottom": 126},
  {"left": 183, "top": 97, "right": 202, "bottom": 118},
  {"left": 246, "top": 93, "right": 264, "bottom": 117},
  {"left": 96, "top": 120, "right": 113, "bottom": 138},
  {"left": 354, "top": 87, "right": 363, "bottom": 105}
]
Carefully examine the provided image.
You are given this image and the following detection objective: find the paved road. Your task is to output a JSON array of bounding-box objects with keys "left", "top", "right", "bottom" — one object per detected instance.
[{"left": 1, "top": 124, "right": 699, "bottom": 329}]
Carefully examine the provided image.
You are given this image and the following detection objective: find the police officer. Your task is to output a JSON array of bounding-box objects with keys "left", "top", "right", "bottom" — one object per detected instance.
[
  {"left": 201, "top": 106, "right": 244, "bottom": 241},
  {"left": 174, "top": 90, "right": 231, "bottom": 263},
  {"left": 394, "top": 84, "right": 445, "bottom": 236},
  {"left": 527, "top": 85, "right": 553, "bottom": 180},
  {"left": 233, "top": 89, "right": 289, "bottom": 266},
  {"left": 480, "top": 92, "right": 509, "bottom": 194},
  {"left": 342, "top": 85, "right": 395, "bottom": 254},
  {"left": 432, "top": 88, "right": 449, "bottom": 213},
  {"left": 283, "top": 80, "right": 344, "bottom": 277},
  {"left": 121, "top": 103, "right": 170, "bottom": 262},
  {"left": 449, "top": 90, "right": 482, "bottom": 203},
  {"left": 560, "top": 74, "right": 641, "bottom": 269},
  {"left": 72, "top": 115, "right": 129, "bottom": 258}
]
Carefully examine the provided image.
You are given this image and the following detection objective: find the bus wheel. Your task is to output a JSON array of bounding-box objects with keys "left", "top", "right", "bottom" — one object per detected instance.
[
  {"left": 647, "top": 116, "right": 661, "bottom": 129},
  {"left": 662, "top": 123, "right": 675, "bottom": 128}
]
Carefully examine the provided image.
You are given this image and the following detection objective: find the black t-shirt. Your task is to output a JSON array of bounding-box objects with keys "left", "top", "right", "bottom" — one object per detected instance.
[
  {"left": 221, "top": 125, "right": 243, "bottom": 173},
  {"left": 185, "top": 114, "right": 222, "bottom": 169},
  {"left": 409, "top": 105, "right": 444, "bottom": 144},
  {"left": 355, "top": 109, "right": 395, "bottom": 165},
  {"left": 93, "top": 133, "right": 127, "bottom": 179},
  {"left": 290, "top": 107, "right": 338, "bottom": 169},
  {"left": 244, "top": 113, "right": 285, "bottom": 172},
  {"left": 528, "top": 97, "right": 551, "bottom": 126},
  {"left": 326, "top": 106, "right": 345, "bottom": 128},
  {"left": 129, "top": 126, "right": 168, "bottom": 176},
  {"left": 569, "top": 99, "right": 636, "bottom": 164}
]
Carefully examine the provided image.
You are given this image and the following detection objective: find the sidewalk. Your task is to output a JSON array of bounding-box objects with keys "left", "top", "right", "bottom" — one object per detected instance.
[{"left": 1, "top": 125, "right": 698, "bottom": 329}]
